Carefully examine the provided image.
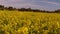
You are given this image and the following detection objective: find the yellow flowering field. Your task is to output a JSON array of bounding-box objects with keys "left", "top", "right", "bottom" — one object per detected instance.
[{"left": 0, "top": 10, "right": 60, "bottom": 34}]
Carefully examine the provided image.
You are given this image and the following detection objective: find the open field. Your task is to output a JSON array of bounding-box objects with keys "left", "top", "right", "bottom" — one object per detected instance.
[{"left": 0, "top": 10, "right": 60, "bottom": 34}]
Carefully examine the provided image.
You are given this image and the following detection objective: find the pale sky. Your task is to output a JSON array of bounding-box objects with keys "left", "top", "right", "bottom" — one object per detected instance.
[{"left": 0, "top": 0, "right": 60, "bottom": 11}]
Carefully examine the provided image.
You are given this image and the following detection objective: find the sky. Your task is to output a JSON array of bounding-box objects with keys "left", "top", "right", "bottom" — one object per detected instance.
[{"left": 0, "top": 0, "right": 60, "bottom": 11}]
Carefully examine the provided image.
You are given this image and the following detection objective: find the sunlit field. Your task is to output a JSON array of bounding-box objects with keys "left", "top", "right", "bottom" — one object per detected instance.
[{"left": 0, "top": 10, "right": 60, "bottom": 34}]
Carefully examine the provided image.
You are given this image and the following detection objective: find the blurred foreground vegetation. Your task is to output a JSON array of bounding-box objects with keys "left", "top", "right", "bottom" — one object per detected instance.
[{"left": 0, "top": 10, "right": 60, "bottom": 34}]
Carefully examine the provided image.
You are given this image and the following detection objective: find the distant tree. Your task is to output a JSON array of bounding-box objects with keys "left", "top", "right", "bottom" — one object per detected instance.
[
  {"left": 7, "top": 6, "right": 14, "bottom": 10},
  {"left": 0, "top": 5, "right": 4, "bottom": 10},
  {"left": 4, "top": 7, "right": 8, "bottom": 10},
  {"left": 18, "top": 8, "right": 26, "bottom": 11},
  {"left": 26, "top": 8, "right": 32, "bottom": 11},
  {"left": 13, "top": 8, "right": 16, "bottom": 10},
  {"left": 32, "top": 9, "right": 40, "bottom": 12},
  {"left": 55, "top": 9, "right": 60, "bottom": 13}
]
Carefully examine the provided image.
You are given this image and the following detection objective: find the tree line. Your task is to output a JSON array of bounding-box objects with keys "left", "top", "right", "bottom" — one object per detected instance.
[{"left": 0, "top": 5, "right": 60, "bottom": 13}]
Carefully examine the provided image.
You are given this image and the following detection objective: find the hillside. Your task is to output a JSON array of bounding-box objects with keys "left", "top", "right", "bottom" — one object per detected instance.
[{"left": 0, "top": 10, "right": 60, "bottom": 34}]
